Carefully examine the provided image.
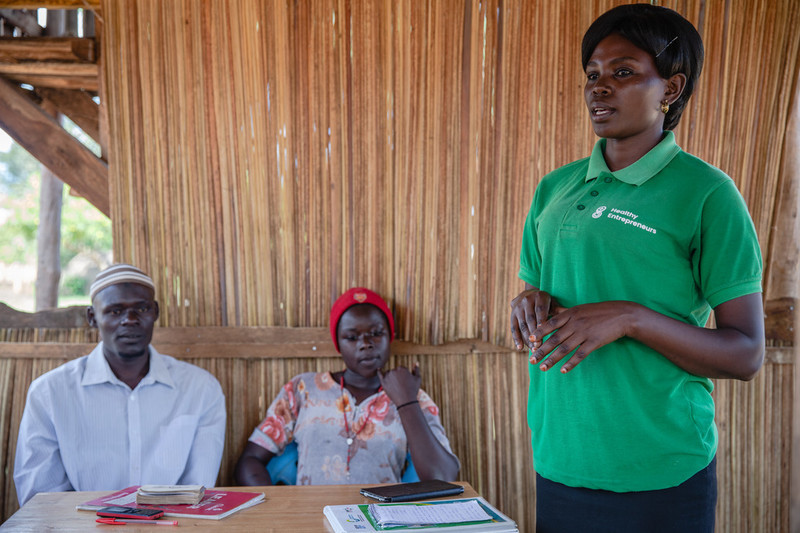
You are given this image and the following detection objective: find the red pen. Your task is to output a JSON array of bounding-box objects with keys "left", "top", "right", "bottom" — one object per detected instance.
[{"left": 97, "top": 518, "right": 179, "bottom": 526}]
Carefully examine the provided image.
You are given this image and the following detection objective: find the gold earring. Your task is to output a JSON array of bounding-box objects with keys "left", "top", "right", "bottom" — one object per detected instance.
[{"left": 661, "top": 100, "right": 670, "bottom": 114}]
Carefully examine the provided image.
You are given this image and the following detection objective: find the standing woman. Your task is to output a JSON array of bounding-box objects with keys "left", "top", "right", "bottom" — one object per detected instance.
[{"left": 509, "top": 5, "right": 764, "bottom": 533}]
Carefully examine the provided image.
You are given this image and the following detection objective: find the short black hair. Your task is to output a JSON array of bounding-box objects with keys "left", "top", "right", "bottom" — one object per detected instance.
[{"left": 581, "top": 4, "right": 704, "bottom": 131}]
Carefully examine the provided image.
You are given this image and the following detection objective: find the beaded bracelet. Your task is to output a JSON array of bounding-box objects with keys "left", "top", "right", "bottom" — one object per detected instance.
[{"left": 396, "top": 400, "right": 419, "bottom": 410}]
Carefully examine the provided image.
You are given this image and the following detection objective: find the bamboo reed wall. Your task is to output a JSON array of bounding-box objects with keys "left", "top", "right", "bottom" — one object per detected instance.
[
  {"left": 96, "top": 0, "right": 799, "bottom": 529},
  {"left": 1, "top": 0, "right": 798, "bottom": 531},
  {"left": 100, "top": 0, "right": 799, "bottom": 344}
]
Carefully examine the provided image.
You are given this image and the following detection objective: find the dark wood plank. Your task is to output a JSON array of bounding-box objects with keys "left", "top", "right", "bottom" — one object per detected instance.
[
  {"left": 0, "top": 72, "right": 97, "bottom": 90},
  {"left": 765, "top": 297, "right": 796, "bottom": 344},
  {"left": 0, "top": 1, "right": 99, "bottom": 8},
  {"left": 0, "top": 326, "right": 513, "bottom": 359},
  {"left": 0, "top": 340, "right": 512, "bottom": 359},
  {"left": 0, "top": 329, "right": 789, "bottom": 363},
  {"left": 0, "top": 302, "right": 88, "bottom": 328},
  {"left": 0, "top": 63, "right": 97, "bottom": 76},
  {"left": 0, "top": 75, "right": 108, "bottom": 214},
  {"left": 37, "top": 87, "right": 100, "bottom": 145},
  {"left": 152, "top": 326, "right": 331, "bottom": 344},
  {"left": 0, "top": 343, "right": 96, "bottom": 357},
  {"left": 0, "top": 37, "right": 95, "bottom": 62}
]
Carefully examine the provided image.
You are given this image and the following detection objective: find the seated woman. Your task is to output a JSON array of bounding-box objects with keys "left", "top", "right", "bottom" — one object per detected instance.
[{"left": 234, "top": 288, "right": 460, "bottom": 485}]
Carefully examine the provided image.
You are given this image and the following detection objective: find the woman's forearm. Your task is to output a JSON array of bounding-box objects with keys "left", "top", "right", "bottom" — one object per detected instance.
[
  {"left": 625, "top": 293, "right": 764, "bottom": 380},
  {"left": 398, "top": 405, "right": 460, "bottom": 481}
]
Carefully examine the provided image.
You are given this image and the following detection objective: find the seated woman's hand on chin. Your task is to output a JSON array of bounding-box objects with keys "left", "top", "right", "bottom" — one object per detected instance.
[{"left": 234, "top": 288, "right": 459, "bottom": 486}]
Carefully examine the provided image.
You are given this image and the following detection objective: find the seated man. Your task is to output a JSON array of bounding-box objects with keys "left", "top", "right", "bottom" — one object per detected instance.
[{"left": 14, "top": 264, "right": 226, "bottom": 505}]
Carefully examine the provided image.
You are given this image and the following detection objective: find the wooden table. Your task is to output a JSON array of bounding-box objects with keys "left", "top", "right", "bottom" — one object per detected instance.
[{"left": 0, "top": 482, "right": 479, "bottom": 532}]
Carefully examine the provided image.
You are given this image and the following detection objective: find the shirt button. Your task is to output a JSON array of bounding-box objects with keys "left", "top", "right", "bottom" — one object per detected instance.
[
  {"left": 590, "top": 190, "right": 599, "bottom": 196},
  {"left": 604, "top": 176, "right": 613, "bottom": 183},
  {"left": 577, "top": 205, "right": 585, "bottom": 210}
]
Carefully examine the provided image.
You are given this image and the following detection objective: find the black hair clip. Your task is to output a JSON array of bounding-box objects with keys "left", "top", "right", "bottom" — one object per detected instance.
[{"left": 655, "top": 36, "right": 678, "bottom": 58}]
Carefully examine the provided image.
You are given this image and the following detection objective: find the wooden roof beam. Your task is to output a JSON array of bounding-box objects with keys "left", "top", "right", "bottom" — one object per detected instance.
[
  {"left": 0, "top": 36, "right": 95, "bottom": 62},
  {"left": 0, "top": 75, "right": 108, "bottom": 215},
  {"left": 37, "top": 87, "right": 100, "bottom": 151},
  {"left": 0, "top": 2, "right": 99, "bottom": 9},
  {"left": 0, "top": 61, "right": 97, "bottom": 90}
]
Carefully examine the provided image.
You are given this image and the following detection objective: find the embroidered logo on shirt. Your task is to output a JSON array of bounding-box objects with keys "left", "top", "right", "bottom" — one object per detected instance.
[
  {"left": 592, "top": 206, "right": 607, "bottom": 219},
  {"left": 603, "top": 208, "right": 657, "bottom": 234}
]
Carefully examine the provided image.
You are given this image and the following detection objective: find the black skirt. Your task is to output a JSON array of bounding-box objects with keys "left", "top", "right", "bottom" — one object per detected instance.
[{"left": 535, "top": 457, "right": 717, "bottom": 533}]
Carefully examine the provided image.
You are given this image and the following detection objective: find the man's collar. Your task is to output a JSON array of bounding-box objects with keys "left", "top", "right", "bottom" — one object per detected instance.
[
  {"left": 586, "top": 131, "right": 681, "bottom": 185},
  {"left": 81, "top": 343, "right": 175, "bottom": 389}
]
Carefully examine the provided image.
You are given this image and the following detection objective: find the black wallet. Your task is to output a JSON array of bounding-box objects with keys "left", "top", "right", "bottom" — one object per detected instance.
[{"left": 360, "top": 480, "right": 465, "bottom": 502}]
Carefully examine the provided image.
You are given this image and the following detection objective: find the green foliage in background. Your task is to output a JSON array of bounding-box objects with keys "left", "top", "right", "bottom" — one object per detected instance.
[
  {"left": 0, "top": 141, "right": 40, "bottom": 196},
  {"left": 0, "top": 143, "right": 40, "bottom": 263},
  {"left": 61, "top": 192, "right": 112, "bottom": 266},
  {"left": 0, "top": 131, "right": 111, "bottom": 300}
]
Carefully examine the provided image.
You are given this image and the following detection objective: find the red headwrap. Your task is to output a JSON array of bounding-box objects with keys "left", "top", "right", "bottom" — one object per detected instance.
[{"left": 329, "top": 287, "right": 395, "bottom": 352}]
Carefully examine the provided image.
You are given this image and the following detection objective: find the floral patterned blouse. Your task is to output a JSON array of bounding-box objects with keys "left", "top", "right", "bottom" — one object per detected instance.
[{"left": 248, "top": 371, "right": 457, "bottom": 485}]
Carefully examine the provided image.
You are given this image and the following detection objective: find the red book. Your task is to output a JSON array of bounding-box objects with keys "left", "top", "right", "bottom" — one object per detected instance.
[{"left": 77, "top": 486, "right": 264, "bottom": 520}]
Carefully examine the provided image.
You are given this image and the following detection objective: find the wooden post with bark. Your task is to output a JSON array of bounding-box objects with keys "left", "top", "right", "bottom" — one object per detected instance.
[
  {"left": 780, "top": 76, "right": 800, "bottom": 533},
  {"left": 35, "top": 122, "right": 63, "bottom": 311},
  {"left": 33, "top": 9, "right": 80, "bottom": 310}
]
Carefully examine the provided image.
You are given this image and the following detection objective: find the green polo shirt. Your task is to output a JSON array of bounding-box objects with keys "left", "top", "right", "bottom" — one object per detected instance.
[{"left": 518, "top": 131, "right": 762, "bottom": 492}]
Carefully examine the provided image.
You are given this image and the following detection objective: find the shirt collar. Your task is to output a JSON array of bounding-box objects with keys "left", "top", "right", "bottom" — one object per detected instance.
[
  {"left": 585, "top": 131, "right": 682, "bottom": 186},
  {"left": 81, "top": 342, "right": 176, "bottom": 389}
]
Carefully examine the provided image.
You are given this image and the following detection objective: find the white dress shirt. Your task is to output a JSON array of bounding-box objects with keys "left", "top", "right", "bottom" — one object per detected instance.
[{"left": 14, "top": 343, "right": 226, "bottom": 505}]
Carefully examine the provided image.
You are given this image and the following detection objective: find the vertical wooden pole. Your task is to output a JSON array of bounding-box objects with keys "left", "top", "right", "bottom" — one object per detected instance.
[
  {"left": 783, "top": 77, "right": 800, "bottom": 533},
  {"left": 94, "top": 12, "right": 108, "bottom": 167},
  {"left": 33, "top": 11, "right": 68, "bottom": 311},
  {"left": 35, "top": 159, "right": 63, "bottom": 311}
]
